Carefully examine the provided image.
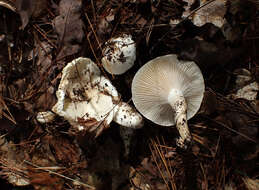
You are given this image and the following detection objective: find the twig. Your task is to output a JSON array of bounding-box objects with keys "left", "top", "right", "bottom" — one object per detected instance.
[
  {"left": 85, "top": 12, "right": 102, "bottom": 51},
  {"left": 0, "top": 96, "right": 16, "bottom": 125},
  {"left": 150, "top": 138, "right": 177, "bottom": 190},
  {"left": 149, "top": 140, "right": 170, "bottom": 189},
  {"left": 24, "top": 160, "right": 95, "bottom": 189},
  {"left": 33, "top": 24, "right": 57, "bottom": 49},
  {"left": 209, "top": 118, "right": 257, "bottom": 143}
]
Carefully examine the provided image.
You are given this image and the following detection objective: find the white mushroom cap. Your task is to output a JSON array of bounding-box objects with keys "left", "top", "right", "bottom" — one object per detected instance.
[
  {"left": 52, "top": 57, "right": 120, "bottom": 131},
  {"left": 113, "top": 102, "right": 144, "bottom": 129},
  {"left": 131, "top": 54, "right": 205, "bottom": 126},
  {"left": 51, "top": 57, "right": 143, "bottom": 133},
  {"left": 101, "top": 34, "right": 136, "bottom": 75}
]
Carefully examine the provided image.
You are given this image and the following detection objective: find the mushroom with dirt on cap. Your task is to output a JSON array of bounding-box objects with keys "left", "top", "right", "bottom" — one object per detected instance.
[
  {"left": 36, "top": 57, "right": 143, "bottom": 155},
  {"left": 50, "top": 57, "right": 143, "bottom": 135},
  {"left": 101, "top": 34, "right": 136, "bottom": 75},
  {"left": 131, "top": 54, "right": 205, "bottom": 149}
]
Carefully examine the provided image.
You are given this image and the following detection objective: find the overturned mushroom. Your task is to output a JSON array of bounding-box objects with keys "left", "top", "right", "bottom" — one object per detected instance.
[
  {"left": 131, "top": 54, "right": 205, "bottom": 149},
  {"left": 101, "top": 34, "right": 136, "bottom": 75},
  {"left": 38, "top": 57, "right": 143, "bottom": 137}
]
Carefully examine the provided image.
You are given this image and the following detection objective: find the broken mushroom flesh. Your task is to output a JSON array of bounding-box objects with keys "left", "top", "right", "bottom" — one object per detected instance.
[
  {"left": 50, "top": 57, "right": 143, "bottom": 136},
  {"left": 132, "top": 54, "right": 205, "bottom": 148}
]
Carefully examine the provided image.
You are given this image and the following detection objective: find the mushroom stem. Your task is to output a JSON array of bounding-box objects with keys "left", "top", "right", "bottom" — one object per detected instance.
[{"left": 169, "top": 90, "right": 192, "bottom": 149}]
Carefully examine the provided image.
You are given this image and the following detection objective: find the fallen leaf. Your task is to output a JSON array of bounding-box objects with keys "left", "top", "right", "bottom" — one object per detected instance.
[
  {"left": 53, "top": 0, "right": 84, "bottom": 44},
  {"left": 15, "top": 0, "right": 47, "bottom": 29}
]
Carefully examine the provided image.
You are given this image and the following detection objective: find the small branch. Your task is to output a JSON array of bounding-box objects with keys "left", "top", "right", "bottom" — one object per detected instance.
[{"left": 24, "top": 160, "right": 95, "bottom": 189}]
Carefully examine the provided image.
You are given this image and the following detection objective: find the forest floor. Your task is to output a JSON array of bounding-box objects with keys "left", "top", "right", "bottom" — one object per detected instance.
[{"left": 0, "top": 0, "right": 258, "bottom": 190}]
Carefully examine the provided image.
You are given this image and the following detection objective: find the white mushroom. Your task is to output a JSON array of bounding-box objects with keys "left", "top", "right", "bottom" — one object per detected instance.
[
  {"left": 48, "top": 57, "right": 143, "bottom": 136},
  {"left": 131, "top": 54, "right": 205, "bottom": 149},
  {"left": 101, "top": 34, "right": 136, "bottom": 75}
]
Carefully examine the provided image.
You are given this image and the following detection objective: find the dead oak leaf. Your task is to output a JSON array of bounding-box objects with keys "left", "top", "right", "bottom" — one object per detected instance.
[
  {"left": 53, "top": 13, "right": 84, "bottom": 44},
  {"left": 15, "top": 0, "right": 47, "bottom": 29},
  {"left": 53, "top": 0, "right": 84, "bottom": 44}
]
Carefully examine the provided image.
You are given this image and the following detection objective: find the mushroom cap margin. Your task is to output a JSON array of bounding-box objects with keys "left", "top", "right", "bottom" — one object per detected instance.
[{"left": 131, "top": 54, "right": 205, "bottom": 126}]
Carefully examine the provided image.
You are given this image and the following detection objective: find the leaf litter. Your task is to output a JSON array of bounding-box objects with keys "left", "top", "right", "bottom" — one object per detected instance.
[{"left": 0, "top": 0, "right": 259, "bottom": 190}]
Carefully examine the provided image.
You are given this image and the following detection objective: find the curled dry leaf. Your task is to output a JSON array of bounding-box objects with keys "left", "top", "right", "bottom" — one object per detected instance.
[
  {"left": 235, "top": 82, "right": 259, "bottom": 101},
  {"left": 192, "top": 0, "right": 227, "bottom": 27},
  {"left": 183, "top": 0, "right": 227, "bottom": 27},
  {"left": 227, "top": 68, "right": 259, "bottom": 101},
  {"left": 228, "top": 82, "right": 259, "bottom": 101}
]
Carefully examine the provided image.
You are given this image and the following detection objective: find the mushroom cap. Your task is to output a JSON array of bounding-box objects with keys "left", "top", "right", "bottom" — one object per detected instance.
[
  {"left": 51, "top": 57, "right": 143, "bottom": 132},
  {"left": 113, "top": 102, "right": 144, "bottom": 129},
  {"left": 101, "top": 34, "right": 136, "bottom": 75},
  {"left": 52, "top": 57, "right": 120, "bottom": 131},
  {"left": 131, "top": 54, "right": 205, "bottom": 126}
]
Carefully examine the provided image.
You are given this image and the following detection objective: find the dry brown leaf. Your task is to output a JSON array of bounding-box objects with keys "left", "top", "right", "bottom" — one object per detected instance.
[
  {"left": 48, "top": 136, "right": 84, "bottom": 166},
  {"left": 28, "top": 171, "right": 64, "bottom": 190},
  {"left": 53, "top": 0, "right": 84, "bottom": 44},
  {"left": 15, "top": 0, "right": 47, "bottom": 29},
  {"left": 53, "top": 13, "right": 84, "bottom": 44},
  {"left": 199, "top": 90, "right": 218, "bottom": 115}
]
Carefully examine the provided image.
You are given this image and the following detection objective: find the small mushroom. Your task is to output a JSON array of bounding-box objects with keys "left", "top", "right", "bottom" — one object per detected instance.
[
  {"left": 44, "top": 57, "right": 143, "bottom": 136},
  {"left": 101, "top": 34, "right": 136, "bottom": 75},
  {"left": 131, "top": 54, "right": 205, "bottom": 149}
]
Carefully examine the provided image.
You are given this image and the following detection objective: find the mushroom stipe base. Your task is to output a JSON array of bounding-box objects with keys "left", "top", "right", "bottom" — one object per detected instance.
[
  {"left": 170, "top": 93, "right": 192, "bottom": 149},
  {"left": 131, "top": 54, "right": 205, "bottom": 150}
]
